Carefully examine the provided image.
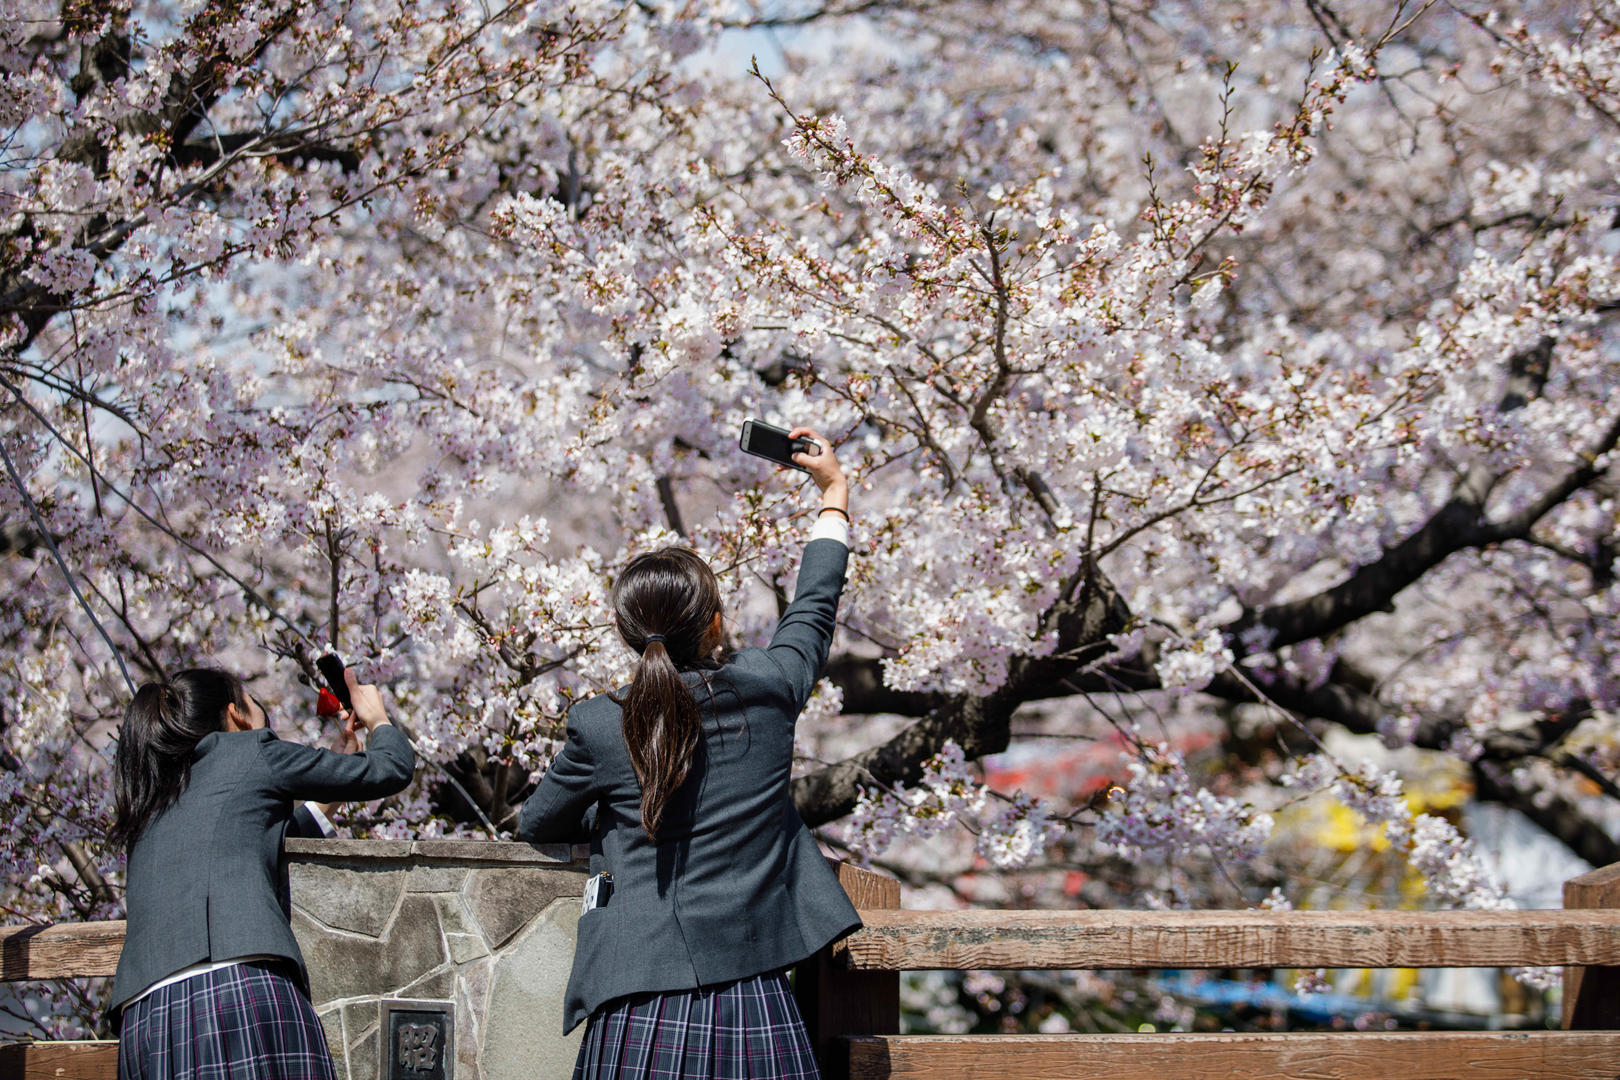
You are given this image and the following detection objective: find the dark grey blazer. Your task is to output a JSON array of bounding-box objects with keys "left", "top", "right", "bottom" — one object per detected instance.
[
  {"left": 108, "top": 723, "right": 415, "bottom": 1016},
  {"left": 518, "top": 538, "right": 861, "bottom": 1033}
]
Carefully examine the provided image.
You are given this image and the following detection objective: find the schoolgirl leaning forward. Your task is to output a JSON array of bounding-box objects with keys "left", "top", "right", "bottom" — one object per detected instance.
[
  {"left": 108, "top": 666, "right": 416, "bottom": 1080},
  {"left": 518, "top": 425, "right": 859, "bottom": 1080}
]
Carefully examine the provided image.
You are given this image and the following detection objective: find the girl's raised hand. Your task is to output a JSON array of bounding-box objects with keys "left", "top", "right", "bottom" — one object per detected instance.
[{"left": 789, "top": 427, "right": 847, "bottom": 507}]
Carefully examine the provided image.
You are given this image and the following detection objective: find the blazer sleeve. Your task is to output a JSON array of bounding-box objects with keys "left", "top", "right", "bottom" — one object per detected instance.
[
  {"left": 516, "top": 713, "right": 597, "bottom": 844},
  {"left": 762, "top": 537, "right": 849, "bottom": 710},
  {"left": 259, "top": 724, "right": 416, "bottom": 803}
]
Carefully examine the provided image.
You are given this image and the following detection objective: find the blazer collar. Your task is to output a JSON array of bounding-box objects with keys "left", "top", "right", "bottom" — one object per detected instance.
[{"left": 190, "top": 727, "right": 273, "bottom": 760}]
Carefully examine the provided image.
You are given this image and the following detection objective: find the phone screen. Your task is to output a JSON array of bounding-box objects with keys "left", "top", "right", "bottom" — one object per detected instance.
[{"left": 740, "top": 420, "right": 809, "bottom": 472}]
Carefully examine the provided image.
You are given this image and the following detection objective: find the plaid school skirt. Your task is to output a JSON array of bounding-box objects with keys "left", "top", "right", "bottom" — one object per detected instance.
[
  {"left": 118, "top": 960, "right": 336, "bottom": 1080},
  {"left": 574, "top": 969, "right": 820, "bottom": 1080}
]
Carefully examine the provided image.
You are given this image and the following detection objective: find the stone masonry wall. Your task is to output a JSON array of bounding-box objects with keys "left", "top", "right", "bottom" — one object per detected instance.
[{"left": 285, "top": 838, "right": 590, "bottom": 1080}]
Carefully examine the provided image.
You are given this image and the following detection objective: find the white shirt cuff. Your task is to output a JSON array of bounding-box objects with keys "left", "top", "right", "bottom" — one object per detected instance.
[
  {"left": 808, "top": 513, "right": 849, "bottom": 546},
  {"left": 302, "top": 802, "right": 337, "bottom": 838}
]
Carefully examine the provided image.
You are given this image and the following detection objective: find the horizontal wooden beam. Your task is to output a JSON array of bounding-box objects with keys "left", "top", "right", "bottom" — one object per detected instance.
[
  {"left": 0, "top": 921, "right": 124, "bottom": 980},
  {"left": 0, "top": 1040, "right": 118, "bottom": 1080},
  {"left": 844, "top": 1032, "right": 1620, "bottom": 1080},
  {"left": 838, "top": 908, "right": 1620, "bottom": 970}
]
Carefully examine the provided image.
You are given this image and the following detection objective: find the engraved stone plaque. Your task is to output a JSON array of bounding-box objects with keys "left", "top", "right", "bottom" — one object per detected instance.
[{"left": 382, "top": 999, "right": 454, "bottom": 1080}]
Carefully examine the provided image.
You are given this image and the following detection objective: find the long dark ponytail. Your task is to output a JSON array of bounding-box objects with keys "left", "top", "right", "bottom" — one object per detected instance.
[
  {"left": 110, "top": 668, "right": 247, "bottom": 848},
  {"left": 612, "top": 547, "right": 722, "bottom": 839}
]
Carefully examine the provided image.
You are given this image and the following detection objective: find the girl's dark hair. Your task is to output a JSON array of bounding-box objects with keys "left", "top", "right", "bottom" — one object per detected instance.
[
  {"left": 612, "top": 546, "right": 722, "bottom": 839},
  {"left": 110, "top": 668, "right": 247, "bottom": 848}
]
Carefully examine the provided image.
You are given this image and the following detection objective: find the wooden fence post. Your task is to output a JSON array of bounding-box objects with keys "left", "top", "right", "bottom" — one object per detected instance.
[
  {"left": 795, "top": 860, "right": 901, "bottom": 1080},
  {"left": 1563, "top": 861, "right": 1620, "bottom": 1029}
]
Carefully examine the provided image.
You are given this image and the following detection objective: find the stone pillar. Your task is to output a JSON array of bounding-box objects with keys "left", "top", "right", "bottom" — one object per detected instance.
[{"left": 285, "top": 838, "right": 590, "bottom": 1080}]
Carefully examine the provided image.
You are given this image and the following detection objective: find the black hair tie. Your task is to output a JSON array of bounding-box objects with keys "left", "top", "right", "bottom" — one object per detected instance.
[{"left": 643, "top": 634, "right": 666, "bottom": 649}]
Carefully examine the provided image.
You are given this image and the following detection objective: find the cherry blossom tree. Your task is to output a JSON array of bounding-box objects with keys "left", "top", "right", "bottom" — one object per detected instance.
[{"left": 4, "top": 0, "right": 1620, "bottom": 1034}]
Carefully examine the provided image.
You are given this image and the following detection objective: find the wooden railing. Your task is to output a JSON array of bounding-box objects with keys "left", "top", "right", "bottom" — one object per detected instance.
[
  {"left": 801, "top": 861, "right": 1620, "bottom": 1080},
  {"left": 0, "top": 921, "right": 122, "bottom": 1079},
  {"left": 4, "top": 862, "right": 1617, "bottom": 1080}
]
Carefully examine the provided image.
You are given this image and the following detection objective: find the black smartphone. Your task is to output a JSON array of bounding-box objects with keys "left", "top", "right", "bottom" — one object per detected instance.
[
  {"left": 315, "top": 653, "right": 353, "bottom": 712},
  {"left": 739, "top": 419, "right": 820, "bottom": 472}
]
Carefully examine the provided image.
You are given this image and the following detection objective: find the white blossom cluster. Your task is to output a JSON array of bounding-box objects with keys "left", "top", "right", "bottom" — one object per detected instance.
[
  {"left": 1097, "top": 744, "right": 1274, "bottom": 865},
  {"left": 846, "top": 741, "right": 987, "bottom": 854},
  {"left": 1277, "top": 753, "right": 1513, "bottom": 915},
  {"left": 844, "top": 741, "right": 1066, "bottom": 871},
  {"left": 1155, "top": 630, "right": 1236, "bottom": 693},
  {"left": 975, "top": 792, "right": 1068, "bottom": 871}
]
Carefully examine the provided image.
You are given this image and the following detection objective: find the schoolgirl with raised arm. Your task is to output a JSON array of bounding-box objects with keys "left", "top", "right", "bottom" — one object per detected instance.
[
  {"left": 519, "top": 425, "right": 859, "bottom": 1080},
  {"left": 109, "top": 666, "right": 416, "bottom": 1080}
]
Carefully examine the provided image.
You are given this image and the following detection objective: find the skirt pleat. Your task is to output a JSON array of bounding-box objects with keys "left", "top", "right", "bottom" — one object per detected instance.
[
  {"left": 118, "top": 960, "right": 337, "bottom": 1080},
  {"left": 574, "top": 969, "right": 820, "bottom": 1080}
]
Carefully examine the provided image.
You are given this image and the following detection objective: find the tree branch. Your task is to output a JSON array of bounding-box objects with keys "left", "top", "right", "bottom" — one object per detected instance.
[
  {"left": 1203, "top": 664, "right": 1590, "bottom": 763},
  {"left": 169, "top": 130, "right": 362, "bottom": 172},
  {"left": 1233, "top": 336, "right": 1620, "bottom": 649},
  {"left": 1473, "top": 758, "right": 1620, "bottom": 870},
  {"left": 824, "top": 652, "right": 941, "bottom": 716},
  {"left": 656, "top": 474, "right": 687, "bottom": 537},
  {"left": 794, "top": 568, "right": 1132, "bottom": 825}
]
